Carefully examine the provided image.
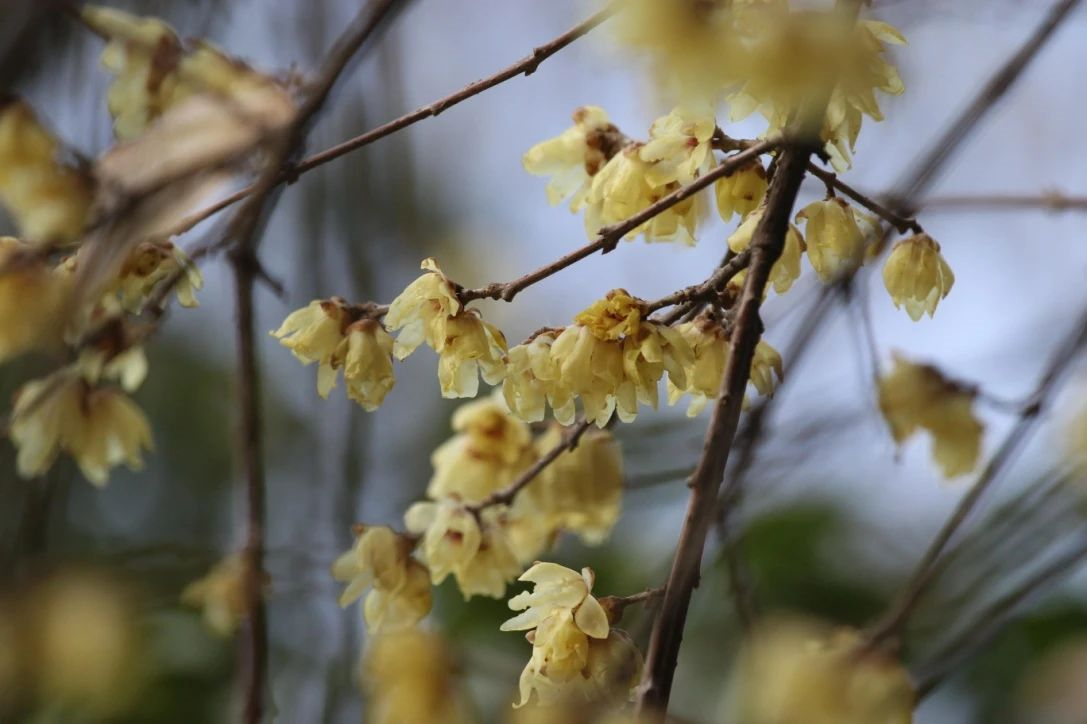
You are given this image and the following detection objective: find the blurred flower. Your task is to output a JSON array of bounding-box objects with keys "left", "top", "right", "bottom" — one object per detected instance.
[
  {"left": 878, "top": 355, "right": 983, "bottom": 478},
  {"left": 715, "top": 159, "right": 768, "bottom": 222},
  {"left": 405, "top": 499, "right": 521, "bottom": 599},
  {"left": 727, "top": 206, "right": 805, "bottom": 294},
  {"left": 10, "top": 368, "right": 153, "bottom": 485},
  {"left": 726, "top": 617, "right": 914, "bottom": 724},
  {"left": 363, "top": 629, "right": 471, "bottom": 724},
  {"left": 796, "top": 198, "right": 873, "bottom": 282},
  {"left": 750, "top": 339, "right": 784, "bottom": 397},
  {"left": 429, "top": 394, "right": 536, "bottom": 504},
  {"left": 332, "top": 525, "right": 431, "bottom": 633},
  {"left": 638, "top": 105, "right": 715, "bottom": 187},
  {"left": 523, "top": 106, "right": 627, "bottom": 210},
  {"left": 0, "top": 237, "right": 68, "bottom": 362},
  {"left": 882, "top": 233, "right": 954, "bottom": 321},
  {"left": 115, "top": 240, "right": 202, "bottom": 313},
  {"left": 517, "top": 424, "right": 623, "bottom": 545},
  {"left": 1015, "top": 637, "right": 1087, "bottom": 724},
  {"left": 0, "top": 100, "right": 92, "bottom": 242},
  {"left": 181, "top": 554, "right": 260, "bottom": 636}
]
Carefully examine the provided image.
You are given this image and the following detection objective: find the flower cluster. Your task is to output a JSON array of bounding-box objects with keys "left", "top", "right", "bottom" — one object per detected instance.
[
  {"left": 666, "top": 311, "right": 783, "bottom": 417},
  {"left": 506, "top": 290, "right": 692, "bottom": 427},
  {"left": 272, "top": 298, "right": 395, "bottom": 410},
  {"left": 878, "top": 355, "right": 984, "bottom": 478},
  {"left": 332, "top": 525, "right": 432, "bottom": 633},
  {"left": 502, "top": 563, "right": 642, "bottom": 707}
]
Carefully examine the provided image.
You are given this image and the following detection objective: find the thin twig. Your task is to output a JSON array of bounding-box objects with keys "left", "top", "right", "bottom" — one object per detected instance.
[
  {"left": 805, "top": 163, "right": 923, "bottom": 235},
  {"left": 459, "top": 140, "right": 777, "bottom": 304},
  {"left": 920, "top": 191, "right": 1087, "bottom": 213},
  {"left": 865, "top": 305, "right": 1087, "bottom": 649},
  {"left": 635, "top": 139, "right": 819, "bottom": 715},
  {"left": 645, "top": 251, "right": 751, "bottom": 315},
  {"left": 161, "top": 3, "right": 618, "bottom": 241},
  {"left": 224, "top": 2, "right": 404, "bottom": 721},
  {"left": 465, "top": 420, "right": 592, "bottom": 514}
]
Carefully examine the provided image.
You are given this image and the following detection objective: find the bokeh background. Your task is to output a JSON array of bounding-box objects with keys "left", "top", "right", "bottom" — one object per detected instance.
[{"left": 2, "top": 1, "right": 1087, "bottom": 722}]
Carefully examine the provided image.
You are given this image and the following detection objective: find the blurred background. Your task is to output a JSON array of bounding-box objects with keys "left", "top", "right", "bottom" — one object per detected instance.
[{"left": 2, "top": 1, "right": 1087, "bottom": 722}]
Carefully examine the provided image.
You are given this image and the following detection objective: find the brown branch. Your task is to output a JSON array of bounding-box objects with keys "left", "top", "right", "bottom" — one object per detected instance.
[
  {"left": 459, "top": 140, "right": 777, "bottom": 304},
  {"left": 805, "top": 163, "right": 923, "bottom": 235},
  {"left": 645, "top": 250, "right": 751, "bottom": 315},
  {"left": 920, "top": 191, "right": 1087, "bottom": 212},
  {"left": 635, "top": 141, "right": 818, "bottom": 715},
  {"left": 465, "top": 420, "right": 592, "bottom": 514},
  {"left": 160, "top": 3, "right": 617, "bottom": 241},
  {"left": 222, "top": 3, "right": 404, "bottom": 722},
  {"left": 864, "top": 305, "right": 1087, "bottom": 650},
  {"left": 599, "top": 587, "right": 667, "bottom": 623}
]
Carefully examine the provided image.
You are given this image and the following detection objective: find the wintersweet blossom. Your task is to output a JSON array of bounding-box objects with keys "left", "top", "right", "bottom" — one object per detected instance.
[
  {"left": 667, "top": 313, "right": 783, "bottom": 415},
  {"left": 335, "top": 319, "right": 397, "bottom": 410},
  {"left": 331, "top": 525, "right": 432, "bottom": 633},
  {"left": 518, "top": 425, "right": 623, "bottom": 545},
  {"left": 405, "top": 499, "right": 521, "bottom": 599},
  {"left": 181, "top": 554, "right": 259, "bottom": 636},
  {"left": 796, "top": 198, "right": 874, "bottom": 282},
  {"left": 503, "top": 331, "right": 575, "bottom": 424},
  {"left": 727, "top": 618, "right": 915, "bottom": 724},
  {"left": 727, "top": 206, "right": 806, "bottom": 294},
  {"left": 882, "top": 234, "right": 954, "bottom": 321},
  {"left": 428, "top": 394, "right": 536, "bottom": 503},
  {"left": 363, "top": 630, "right": 471, "bottom": 724},
  {"left": 0, "top": 101, "right": 92, "bottom": 242},
  {"left": 114, "top": 241, "right": 203, "bottom": 313},
  {"left": 878, "top": 355, "right": 983, "bottom": 478},
  {"left": 523, "top": 106, "right": 627, "bottom": 210},
  {"left": 0, "top": 237, "right": 68, "bottom": 362},
  {"left": 638, "top": 106, "right": 716, "bottom": 187},
  {"left": 502, "top": 563, "right": 611, "bottom": 707},
  {"left": 550, "top": 290, "right": 692, "bottom": 426},
  {"left": 10, "top": 369, "right": 153, "bottom": 485},
  {"left": 715, "top": 160, "right": 768, "bottom": 222}
]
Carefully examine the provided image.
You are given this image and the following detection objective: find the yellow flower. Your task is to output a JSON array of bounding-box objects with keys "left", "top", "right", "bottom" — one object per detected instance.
[
  {"left": 385, "top": 258, "right": 461, "bottom": 356},
  {"left": 10, "top": 370, "right": 153, "bottom": 485},
  {"left": 334, "top": 319, "right": 396, "bottom": 411},
  {"left": 878, "top": 355, "right": 983, "bottom": 478},
  {"left": 716, "top": 160, "right": 768, "bottom": 222},
  {"left": 405, "top": 499, "right": 522, "bottom": 599},
  {"left": 429, "top": 394, "right": 536, "bottom": 503},
  {"left": 363, "top": 630, "right": 471, "bottom": 724},
  {"left": 614, "top": 0, "right": 745, "bottom": 100},
  {"left": 503, "top": 331, "right": 575, "bottom": 424},
  {"left": 0, "top": 101, "right": 92, "bottom": 242},
  {"left": 331, "top": 525, "right": 431, "bottom": 633},
  {"left": 502, "top": 563, "right": 611, "bottom": 707},
  {"left": 667, "top": 314, "right": 782, "bottom": 415},
  {"left": 272, "top": 298, "right": 348, "bottom": 395},
  {"left": 882, "top": 233, "right": 954, "bottom": 321},
  {"left": 434, "top": 311, "right": 508, "bottom": 399},
  {"left": 0, "top": 237, "right": 69, "bottom": 362},
  {"left": 518, "top": 424, "right": 623, "bottom": 545},
  {"left": 638, "top": 106, "right": 716, "bottom": 187},
  {"left": 583, "top": 147, "right": 700, "bottom": 246},
  {"left": 181, "top": 554, "right": 258, "bottom": 636},
  {"left": 83, "top": 5, "right": 292, "bottom": 140},
  {"left": 115, "top": 240, "right": 203, "bottom": 313},
  {"left": 796, "top": 198, "right": 872, "bottom": 282},
  {"left": 727, "top": 617, "right": 915, "bottom": 724},
  {"left": 523, "top": 106, "right": 627, "bottom": 210},
  {"left": 727, "top": 207, "right": 805, "bottom": 294}
]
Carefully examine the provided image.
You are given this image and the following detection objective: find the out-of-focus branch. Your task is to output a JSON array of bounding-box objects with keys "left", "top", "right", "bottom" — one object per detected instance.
[
  {"left": 864, "top": 306, "right": 1087, "bottom": 650},
  {"left": 920, "top": 191, "right": 1087, "bottom": 213},
  {"left": 223, "top": 2, "right": 405, "bottom": 722},
  {"left": 635, "top": 140, "right": 818, "bottom": 715},
  {"left": 163, "top": 3, "right": 618, "bottom": 240}
]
